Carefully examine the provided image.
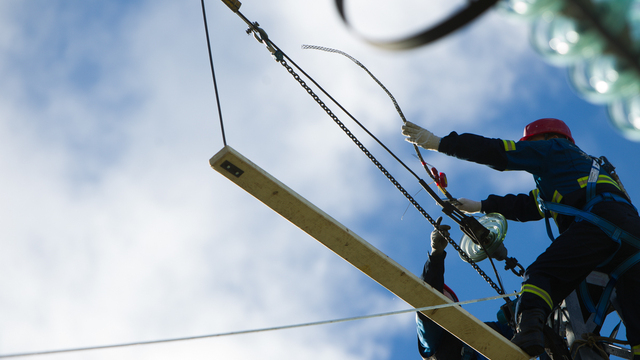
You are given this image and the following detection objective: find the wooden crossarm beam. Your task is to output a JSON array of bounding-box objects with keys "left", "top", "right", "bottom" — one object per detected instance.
[{"left": 210, "top": 145, "right": 529, "bottom": 360}]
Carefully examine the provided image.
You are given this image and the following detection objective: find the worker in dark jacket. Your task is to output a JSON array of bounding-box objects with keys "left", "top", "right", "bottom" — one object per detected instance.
[
  {"left": 418, "top": 217, "right": 515, "bottom": 360},
  {"left": 403, "top": 118, "right": 640, "bottom": 359}
]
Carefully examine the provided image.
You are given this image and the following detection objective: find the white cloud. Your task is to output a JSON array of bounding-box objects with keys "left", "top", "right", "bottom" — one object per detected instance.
[
  {"left": 0, "top": 1, "right": 413, "bottom": 358},
  {"left": 2, "top": 0, "right": 634, "bottom": 359}
]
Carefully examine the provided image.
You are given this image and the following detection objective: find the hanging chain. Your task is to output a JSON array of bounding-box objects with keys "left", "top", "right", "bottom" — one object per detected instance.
[
  {"left": 218, "top": 0, "right": 510, "bottom": 295},
  {"left": 276, "top": 57, "right": 505, "bottom": 295}
]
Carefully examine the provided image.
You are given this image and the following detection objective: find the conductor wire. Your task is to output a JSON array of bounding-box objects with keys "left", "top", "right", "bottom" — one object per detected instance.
[
  {"left": 201, "top": 0, "right": 227, "bottom": 146},
  {"left": 301, "top": 45, "right": 459, "bottom": 204},
  {"left": 0, "top": 292, "right": 519, "bottom": 358}
]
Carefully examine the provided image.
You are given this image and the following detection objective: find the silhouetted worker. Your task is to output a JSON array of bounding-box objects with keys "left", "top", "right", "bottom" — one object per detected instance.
[
  {"left": 417, "top": 217, "right": 517, "bottom": 360},
  {"left": 405, "top": 118, "right": 640, "bottom": 359}
]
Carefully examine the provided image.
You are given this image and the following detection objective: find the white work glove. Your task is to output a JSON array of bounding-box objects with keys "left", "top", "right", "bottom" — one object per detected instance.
[
  {"left": 455, "top": 198, "right": 482, "bottom": 214},
  {"left": 431, "top": 217, "right": 451, "bottom": 256},
  {"left": 401, "top": 121, "right": 441, "bottom": 151}
]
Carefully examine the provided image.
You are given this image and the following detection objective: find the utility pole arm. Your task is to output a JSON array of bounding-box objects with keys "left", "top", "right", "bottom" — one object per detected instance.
[{"left": 210, "top": 145, "right": 529, "bottom": 360}]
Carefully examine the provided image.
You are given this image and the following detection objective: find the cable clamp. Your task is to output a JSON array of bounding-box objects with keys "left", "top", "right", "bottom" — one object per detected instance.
[{"left": 246, "top": 22, "right": 280, "bottom": 59}]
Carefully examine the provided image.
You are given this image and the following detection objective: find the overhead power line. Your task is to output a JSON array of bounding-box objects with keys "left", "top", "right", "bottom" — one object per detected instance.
[{"left": 0, "top": 292, "right": 518, "bottom": 359}]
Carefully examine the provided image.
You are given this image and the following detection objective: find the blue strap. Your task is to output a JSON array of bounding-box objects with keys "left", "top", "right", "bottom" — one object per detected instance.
[
  {"left": 582, "top": 192, "right": 637, "bottom": 214},
  {"left": 593, "top": 279, "right": 617, "bottom": 325},
  {"left": 541, "top": 198, "right": 640, "bottom": 325},
  {"left": 538, "top": 160, "right": 639, "bottom": 325},
  {"left": 592, "top": 251, "right": 640, "bottom": 324},
  {"left": 537, "top": 193, "right": 557, "bottom": 241},
  {"left": 542, "top": 200, "right": 640, "bottom": 248},
  {"left": 585, "top": 159, "right": 600, "bottom": 203},
  {"left": 544, "top": 211, "right": 555, "bottom": 241},
  {"left": 578, "top": 280, "right": 597, "bottom": 314},
  {"left": 544, "top": 201, "right": 625, "bottom": 268}
]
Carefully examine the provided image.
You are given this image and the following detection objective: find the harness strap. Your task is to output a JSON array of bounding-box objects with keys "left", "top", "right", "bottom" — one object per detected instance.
[
  {"left": 544, "top": 210, "right": 555, "bottom": 241},
  {"left": 583, "top": 192, "right": 635, "bottom": 213},
  {"left": 541, "top": 159, "right": 608, "bottom": 242},
  {"left": 543, "top": 200, "right": 639, "bottom": 247},
  {"left": 593, "top": 280, "right": 616, "bottom": 325},
  {"left": 538, "top": 158, "right": 639, "bottom": 326},
  {"left": 585, "top": 159, "right": 600, "bottom": 203},
  {"left": 541, "top": 198, "right": 640, "bottom": 325},
  {"left": 591, "top": 251, "right": 640, "bottom": 324},
  {"left": 579, "top": 281, "right": 597, "bottom": 314},
  {"left": 544, "top": 201, "right": 625, "bottom": 271}
]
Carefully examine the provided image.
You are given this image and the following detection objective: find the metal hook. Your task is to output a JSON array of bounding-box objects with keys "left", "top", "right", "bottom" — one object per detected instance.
[
  {"left": 246, "top": 22, "right": 278, "bottom": 56},
  {"left": 505, "top": 257, "right": 525, "bottom": 277}
]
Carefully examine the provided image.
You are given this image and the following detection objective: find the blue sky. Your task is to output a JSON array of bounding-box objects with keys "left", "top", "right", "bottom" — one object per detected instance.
[{"left": 1, "top": 1, "right": 638, "bottom": 359}]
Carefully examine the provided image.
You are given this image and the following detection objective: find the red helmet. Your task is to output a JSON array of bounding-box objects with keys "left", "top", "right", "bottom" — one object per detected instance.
[
  {"left": 520, "top": 118, "right": 574, "bottom": 144},
  {"left": 443, "top": 284, "right": 459, "bottom": 302}
]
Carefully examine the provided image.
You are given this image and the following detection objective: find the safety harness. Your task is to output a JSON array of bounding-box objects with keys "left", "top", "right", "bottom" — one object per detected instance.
[{"left": 538, "top": 157, "right": 640, "bottom": 325}]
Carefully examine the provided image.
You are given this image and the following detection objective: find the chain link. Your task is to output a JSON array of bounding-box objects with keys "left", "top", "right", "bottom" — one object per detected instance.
[{"left": 277, "top": 58, "right": 505, "bottom": 295}]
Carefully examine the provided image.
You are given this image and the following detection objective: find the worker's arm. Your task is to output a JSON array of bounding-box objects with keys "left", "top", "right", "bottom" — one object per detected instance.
[
  {"left": 422, "top": 250, "right": 446, "bottom": 290},
  {"left": 455, "top": 192, "right": 542, "bottom": 222},
  {"left": 481, "top": 190, "right": 544, "bottom": 222},
  {"left": 416, "top": 220, "right": 450, "bottom": 358},
  {"left": 401, "top": 122, "right": 551, "bottom": 174},
  {"left": 417, "top": 251, "right": 447, "bottom": 358}
]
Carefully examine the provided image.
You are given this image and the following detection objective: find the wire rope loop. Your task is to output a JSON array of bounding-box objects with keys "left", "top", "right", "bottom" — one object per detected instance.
[{"left": 276, "top": 58, "right": 505, "bottom": 295}]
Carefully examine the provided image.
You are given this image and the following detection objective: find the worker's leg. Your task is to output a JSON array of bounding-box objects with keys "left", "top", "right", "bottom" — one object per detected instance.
[
  {"left": 601, "top": 202, "right": 640, "bottom": 359},
  {"left": 615, "top": 263, "right": 640, "bottom": 360},
  {"left": 512, "top": 220, "right": 618, "bottom": 356},
  {"left": 521, "top": 221, "right": 618, "bottom": 311}
]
